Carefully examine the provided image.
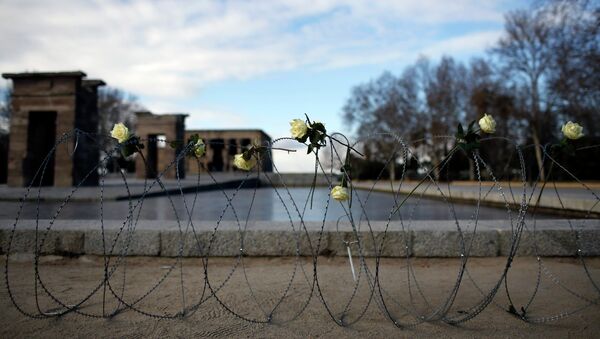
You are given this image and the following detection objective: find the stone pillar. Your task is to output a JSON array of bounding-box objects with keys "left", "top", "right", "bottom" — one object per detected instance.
[
  {"left": 2, "top": 71, "right": 104, "bottom": 187},
  {"left": 134, "top": 112, "right": 187, "bottom": 180}
]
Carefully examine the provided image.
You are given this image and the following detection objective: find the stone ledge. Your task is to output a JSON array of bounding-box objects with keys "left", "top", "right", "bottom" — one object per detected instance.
[
  {"left": 413, "top": 230, "right": 498, "bottom": 257},
  {"left": 84, "top": 229, "right": 161, "bottom": 256},
  {"left": 1, "top": 220, "right": 599, "bottom": 257}
]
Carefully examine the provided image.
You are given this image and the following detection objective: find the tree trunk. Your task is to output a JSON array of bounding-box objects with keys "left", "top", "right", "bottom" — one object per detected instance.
[
  {"left": 468, "top": 158, "right": 475, "bottom": 181},
  {"left": 531, "top": 127, "right": 545, "bottom": 179},
  {"left": 432, "top": 153, "right": 441, "bottom": 181}
]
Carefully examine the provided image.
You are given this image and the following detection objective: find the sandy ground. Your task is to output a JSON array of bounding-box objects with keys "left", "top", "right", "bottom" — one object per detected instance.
[{"left": 1, "top": 255, "right": 599, "bottom": 338}]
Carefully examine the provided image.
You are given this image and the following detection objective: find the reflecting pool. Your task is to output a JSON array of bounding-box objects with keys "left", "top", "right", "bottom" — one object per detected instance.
[{"left": 1, "top": 187, "right": 549, "bottom": 221}]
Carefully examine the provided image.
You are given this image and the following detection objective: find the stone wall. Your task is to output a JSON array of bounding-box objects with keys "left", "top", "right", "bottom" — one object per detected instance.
[
  {"left": 134, "top": 112, "right": 187, "bottom": 180},
  {"left": 2, "top": 219, "right": 599, "bottom": 257},
  {"left": 185, "top": 129, "right": 273, "bottom": 173},
  {"left": 4, "top": 73, "right": 79, "bottom": 187},
  {"left": 2, "top": 72, "right": 104, "bottom": 187},
  {"left": 73, "top": 80, "right": 104, "bottom": 186}
]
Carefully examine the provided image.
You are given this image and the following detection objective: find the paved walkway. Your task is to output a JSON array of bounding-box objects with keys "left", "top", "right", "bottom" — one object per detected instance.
[
  {"left": 2, "top": 256, "right": 599, "bottom": 338},
  {"left": 0, "top": 173, "right": 328, "bottom": 202},
  {"left": 353, "top": 180, "right": 600, "bottom": 216},
  {"left": 0, "top": 173, "right": 256, "bottom": 201}
]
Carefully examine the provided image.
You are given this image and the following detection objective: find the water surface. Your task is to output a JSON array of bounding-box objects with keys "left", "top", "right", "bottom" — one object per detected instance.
[{"left": 1, "top": 187, "right": 546, "bottom": 221}]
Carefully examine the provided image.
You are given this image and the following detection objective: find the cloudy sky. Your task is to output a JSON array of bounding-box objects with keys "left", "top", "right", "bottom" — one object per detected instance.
[{"left": 0, "top": 0, "right": 524, "bottom": 171}]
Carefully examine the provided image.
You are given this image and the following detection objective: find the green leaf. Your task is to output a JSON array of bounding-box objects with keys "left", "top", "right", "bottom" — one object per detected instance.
[
  {"left": 304, "top": 113, "right": 312, "bottom": 125},
  {"left": 457, "top": 123, "right": 464, "bottom": 137},
  {"left": 465, "top": 141, "right": 480, "bottom": 152},
  {"left": 311, "top": 122, "right": 326, "bottom": 133},
  {"left": 551, "top": 138, "right": 576, "bottom": 157},
  {"left": 467, "top": 119, "right": 476, "bottom": 133},
  {"left": 297, "top": 133, "right": 309, "bottom": 143},
  {"left": 464, "top": 131, "right": 480, "bottom": 145},
  {"left": 307, "top": 144, "right": 314, "bottom": 154},
  {"left": 318, "top": 132, "right": 327, "bottom": 144},
  {"left": 189, "top": 134, "right": 199, "bottom": 144},
  {"left": 169, "top": 140, "right": 182, "bottom": 149},
  {"left": 309, "top": 130, "right": 319, "bottom": 144},
  {"left": 120, "top": 136, "right": 142, "bottom": 158}
]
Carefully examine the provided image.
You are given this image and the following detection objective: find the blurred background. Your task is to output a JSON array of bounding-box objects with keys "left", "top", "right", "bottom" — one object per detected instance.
[{"left": 0, "top": 0, "right": 598, "bottom": 178}]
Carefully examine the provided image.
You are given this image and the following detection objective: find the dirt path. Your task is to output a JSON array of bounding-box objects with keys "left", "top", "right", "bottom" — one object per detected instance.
[{"left": 2, "top": 256, "right": 599, "bottom": 338}]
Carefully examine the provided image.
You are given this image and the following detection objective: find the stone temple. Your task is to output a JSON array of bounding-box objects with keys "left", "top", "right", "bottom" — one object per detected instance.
[
  {"left": 1, "top": 70, "right": 273, "bottom": 187},
  {"left": 2, "top": 71, "right": 104, "bottom": 187},
  {"left": 134, "top": 111, "right": 187, "bottom": 180},
  {"left": 185, "top": 129, "right": 273, "bottom": 174}
]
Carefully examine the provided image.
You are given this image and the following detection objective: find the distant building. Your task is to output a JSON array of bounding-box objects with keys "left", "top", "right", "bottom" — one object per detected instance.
[
  {"left": 133, "top": 115, "right": 274, "bottom": 178},
  {"left": 2, "top": 71, "right": 104, "bottom": 187},
  {"left": 185, "top": 129, "right": 273, "bottom": 174},
  {"left": 0, "top": 116, "right": 9, "bottom": 184},
  {"left": 134, "top": 111, "right": 187, "bottom": 180},
  {"left": 0, "top": 70, "right": 273, "bottom": 186}
]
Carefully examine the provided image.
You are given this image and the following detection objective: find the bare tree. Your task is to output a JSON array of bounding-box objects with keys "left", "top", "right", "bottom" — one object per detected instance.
[
  {"left": 0, "top": 86, "right": 12, "bottom": 119},
  {"left": 98, "top": 87, "right": 143, "bottom": 146},
  {"left": 466, "top": 57, "right": 522, "bottom": 178},
  {"left": 546, "top": 0, "right": 600, "bottom": 136},
  {"left": 423, "top": 56, "right": 465, "bottom": 179},
  {"left": 343, "top": 69, "right": 421, "bottom": 180},
  {"left": 492, "top": 6, "right": 557, "bottom": 178},
  {"left": 492, "top": 0, "right": 600, "bottom": 178}
]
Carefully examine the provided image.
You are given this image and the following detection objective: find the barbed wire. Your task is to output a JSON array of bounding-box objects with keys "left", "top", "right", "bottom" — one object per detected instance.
[{"left": 3, "top": 128, "right": 600, "bottom": 328}]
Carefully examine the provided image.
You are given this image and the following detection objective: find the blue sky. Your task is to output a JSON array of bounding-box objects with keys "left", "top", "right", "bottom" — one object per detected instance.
[{"left": 0, "top": 0, "right": 525, "bottom": 171}]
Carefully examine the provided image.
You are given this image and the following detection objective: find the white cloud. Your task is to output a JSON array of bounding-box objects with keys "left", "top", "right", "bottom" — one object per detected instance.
[
  {"left": 0, "top": 1, "right": 512, "bottom": 172},
  {"left": 185, "top": 109, "right": 247, "bottom": 129},
  {"left": 142, "top": 99, "right": 247, "bottom": 129},
  {"left": 272, "top": 146, "right": 338, "bottom": 173},
  {"left": 423, "top": 30, "right": 504, "bottom": 58},
  {"left": 273, "top": 148, "right": 318, "bottom": 173},
  {"left": 0, "top": 0, "right": 508, "bottom": 98}
]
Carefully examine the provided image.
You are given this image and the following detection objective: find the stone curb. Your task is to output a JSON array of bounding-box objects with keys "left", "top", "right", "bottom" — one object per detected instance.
[
  {"left": 1, "top": 220, "right": 599, "bottom": 257},
  {"left": 353, "top": 182, "right": 600, "bottom": 217}
]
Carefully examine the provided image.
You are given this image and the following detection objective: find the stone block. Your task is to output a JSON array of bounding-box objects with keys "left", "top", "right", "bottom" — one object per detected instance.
[
  {"left": 579, "top": 229, "right": 600, "bottom": 256},
  {"left": 160, "top": 230, "right": 213, "bottom": 257},
  {"left": 413, "top": 230, "right": 498, "bottom": 257},
  {"left": 198, "top": 230, "right": 241, "bottom": 256},
  {"left": 84, "top": 229, "right": 160, "bottom": 256},
  {"left": 0, "top": 229, "right": 4, "bottom": 254},
  {"left": 160, "top": 229, "right": 245, "bottom": 257},
  {"left": 327, "top": 230, "right": 411, "bottom": 257},
  {"left": 376, "top": 231, "right": 413, "bottom": 257},
  {"left": 2, "top": 229, "right": 84, "bottom": 255},
  {"left": 242, "top": 230, "right": 322, "bottom": 256},
  {"left": 160, "top": 229, "right": 324, "bottom": 257},
  {"left": 55, "top": 230, "right": 85, "bottom": 254},
  {"left": 499, "top": 229, "right": 579, "bottom": 256}
]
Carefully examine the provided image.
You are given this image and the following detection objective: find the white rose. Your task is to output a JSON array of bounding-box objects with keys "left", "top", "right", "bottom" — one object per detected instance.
[
  {"left": 110, "top": 123, "right": 130, "bottom": 143},
  {"left": 290, "top": 119, "right": 308, "bottom": 139},
  {"left": 194, "top": 139, "right": 206, "bottom": 157},
  {"left": 331, "top": 185, "right": 349, "bottom": 201},
  {"left": 561, "top": 121, "right": 584, "bottom": 140},
  {"left": 478, "top": 114, "right": 496, "bottom": 134},
  {"left": 233, "top": 153, "right": 257, "bottom": 171}
]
